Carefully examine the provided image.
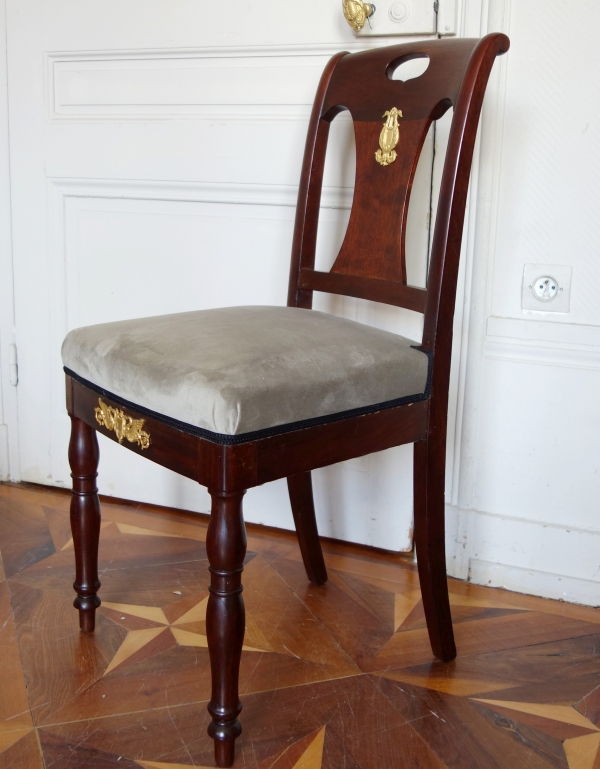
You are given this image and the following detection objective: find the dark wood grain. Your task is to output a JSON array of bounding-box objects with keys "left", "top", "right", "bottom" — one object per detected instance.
[
  {"left": 299, "top": 268, "right": 427, "bottom": 312},
  {"left": 257, "top": 400, "right": 428, "bottom": 483},
  {"left": 330, "top": 117, "right": 431, "bottom": 285},
  {"left": 414, "top": 437, "right": 456, "bottom": 661},
  {"left": 287, "top": 472, "right": 327, "bottom": 586},
  {"left": 206, "top": 490, "right": 247, "bottom": 768},
  {"left": 69, "top": 377, "right": 428, "bottom": 491},
  {"left": 198, "top": 441, "right": 258, "bottom": 494},
  {"left": 64, "top": 33, "right": 510, "bottom": 765},
  {"left": 68, "top": 416, "right": 101, "bottom": 632}
]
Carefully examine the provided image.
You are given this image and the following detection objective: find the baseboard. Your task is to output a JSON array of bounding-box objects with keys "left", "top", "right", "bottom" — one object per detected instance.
[
  {"left": 445, "top": 504, "right": 600, "bottom": 606},
  {"left": 467, "top": 559, "right": 600, "bottom": 607}
]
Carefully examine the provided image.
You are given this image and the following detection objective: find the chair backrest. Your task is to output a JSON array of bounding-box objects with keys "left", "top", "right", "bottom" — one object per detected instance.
[{"left": 287, "top": 35, "right": 509, "bottom": 361}]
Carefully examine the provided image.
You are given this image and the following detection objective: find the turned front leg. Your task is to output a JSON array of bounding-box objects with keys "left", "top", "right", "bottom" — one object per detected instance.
[
  {"left": 206, "top": 489, "right": 247, "bottom": 768},
  {"left": 68, "top": 416, "right": 101, "bottom": 632}
]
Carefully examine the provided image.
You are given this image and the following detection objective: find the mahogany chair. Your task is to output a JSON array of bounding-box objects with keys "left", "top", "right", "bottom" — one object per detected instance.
[{"left": 62, "top": 33, "right": 509, "bottom": 767}]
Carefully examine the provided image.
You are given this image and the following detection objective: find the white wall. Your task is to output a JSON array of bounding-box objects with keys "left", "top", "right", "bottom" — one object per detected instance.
[
  {"left": 446, "top": 0, "right": 600, "bottom": 605},
  {"left": 0, "top": 0, "right": 17, "bottom": 482}
]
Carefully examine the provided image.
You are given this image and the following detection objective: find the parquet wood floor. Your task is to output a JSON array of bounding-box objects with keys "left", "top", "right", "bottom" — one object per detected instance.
[{"left": 1, "top": 483, "right": 600, "bottom": 769}]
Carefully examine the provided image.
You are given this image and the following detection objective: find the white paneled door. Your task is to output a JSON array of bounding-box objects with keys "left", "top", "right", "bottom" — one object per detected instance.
[{"left": 4, "top": 0, "right": 461, "bottom": 550}]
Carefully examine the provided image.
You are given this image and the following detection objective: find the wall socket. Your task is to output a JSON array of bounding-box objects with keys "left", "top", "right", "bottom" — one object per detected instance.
[{"left": 521, "top": 263, "right": 572, "bottom": 313}]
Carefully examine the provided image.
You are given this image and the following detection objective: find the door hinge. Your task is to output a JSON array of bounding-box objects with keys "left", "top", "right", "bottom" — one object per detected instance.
[
  {"left": 9, "top": 343, "right": 18, "bottom": 386},
  {"left": 433, "top": 1, "right": 439, "bottom": 12}
]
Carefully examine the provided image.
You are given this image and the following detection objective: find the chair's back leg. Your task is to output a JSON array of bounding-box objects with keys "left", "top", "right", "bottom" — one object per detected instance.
[
  {"left": 206, "top": 489, "right": 247, "bottom": 768},
  {"left": 287, "top": 472, "right": 328, "bottom": 586},
  {"left": 68, "top": 416, "right": 102, "bottom": 632},
  {"left": 413, "top": 437, "right": 456, "bottom": 662}
]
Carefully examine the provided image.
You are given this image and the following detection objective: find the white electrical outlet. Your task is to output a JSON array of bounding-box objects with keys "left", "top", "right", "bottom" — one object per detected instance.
[
  {"left": 521, "top": 263, "right": 572, "bottom": 313},
  {"left": 532, "top": 276, "right": 559, "bottom": 302}
]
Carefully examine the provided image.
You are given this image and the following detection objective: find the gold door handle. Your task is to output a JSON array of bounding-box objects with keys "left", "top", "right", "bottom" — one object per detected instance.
[{"left": 342, "top": 0, "right": 376, "bottom": 31}]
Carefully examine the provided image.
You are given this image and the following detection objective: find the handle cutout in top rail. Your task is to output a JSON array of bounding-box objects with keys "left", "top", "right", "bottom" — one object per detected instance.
[{"left": 388, "top": 54, "right": 430, "bottom": 82}]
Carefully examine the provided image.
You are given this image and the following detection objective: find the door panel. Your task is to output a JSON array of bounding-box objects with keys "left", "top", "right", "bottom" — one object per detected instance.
[{"left": 8, "top": 0, "right": 445, "bottom": 550}]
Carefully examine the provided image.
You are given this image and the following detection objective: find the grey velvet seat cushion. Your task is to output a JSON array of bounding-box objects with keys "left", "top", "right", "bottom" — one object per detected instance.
[{"left": 62, "top": 306, "right": 429, "bottom": 437}]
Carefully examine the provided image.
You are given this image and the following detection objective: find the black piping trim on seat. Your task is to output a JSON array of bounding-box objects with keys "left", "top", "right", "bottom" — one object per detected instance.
[{"left": 64, "top": 347, "right": 432, "bottom": 447}]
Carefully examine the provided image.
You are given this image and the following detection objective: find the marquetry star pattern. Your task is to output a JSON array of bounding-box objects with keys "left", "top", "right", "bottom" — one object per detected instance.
[
  {"left": 53, "top": 515, "right": 268, "bottom": 676},
  {"left": 4, "top": 485, "right": 600, "bottom": 768},
  {"left": 380, "top": 591, "right": 600, "bottom": 769},
  {"left": 101, "top": 595, "right": 196, "bottom": 676},
  {"left": 101, "top": 593, "right": 270, "bottom": 676},
  {"left": 379, "top": 667, "right": 600, "bottom": 769},
  {"left": 100, "top": 591, "right": 267, "bottom": 677}
]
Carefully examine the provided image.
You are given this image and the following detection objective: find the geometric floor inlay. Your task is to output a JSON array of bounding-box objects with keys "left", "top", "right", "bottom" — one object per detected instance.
[{"left": 2, "top": 481, "right": 600, "bottom": 768}]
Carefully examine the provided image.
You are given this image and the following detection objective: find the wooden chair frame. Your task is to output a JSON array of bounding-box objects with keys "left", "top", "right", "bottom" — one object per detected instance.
[{"left": 65, "top": 33, "right": 509, "bottom": 768}]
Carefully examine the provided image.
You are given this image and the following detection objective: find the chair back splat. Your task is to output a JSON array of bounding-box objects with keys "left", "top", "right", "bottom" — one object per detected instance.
[{"left": 288, "top": 35, "right": 510, "bottom": 361}]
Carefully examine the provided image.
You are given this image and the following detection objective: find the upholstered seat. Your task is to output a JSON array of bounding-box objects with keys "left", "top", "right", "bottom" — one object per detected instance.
[{"left": 62, "top": 305, "right": 429, "bottom": 441}]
